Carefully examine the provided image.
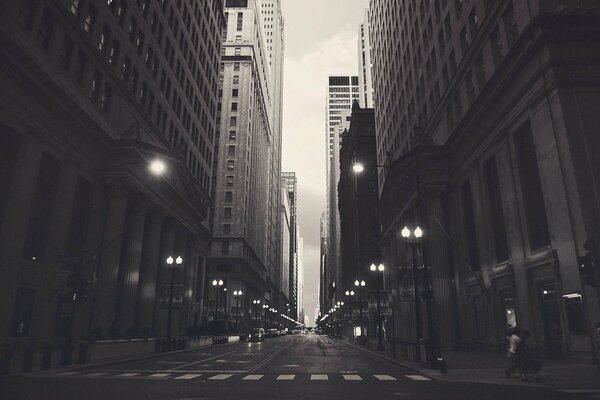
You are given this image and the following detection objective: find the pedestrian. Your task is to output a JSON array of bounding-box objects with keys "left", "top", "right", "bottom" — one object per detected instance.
[
  {"left": 505, "top": 327, "right": 522, "bottom": 378},
  {"left": 519, "top": 330, "right": 542, "bottom": 381}
]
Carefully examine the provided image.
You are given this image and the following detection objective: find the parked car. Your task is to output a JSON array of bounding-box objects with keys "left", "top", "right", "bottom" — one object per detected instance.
[
  {"left": 265, "top": 329, "right": 278, "bottom": 338},
  {"left": 250, "top": 328, "right": 265, "bottom": 342}
]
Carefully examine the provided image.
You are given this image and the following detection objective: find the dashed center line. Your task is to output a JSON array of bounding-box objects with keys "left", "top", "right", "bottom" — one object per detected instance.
[
  {"left": 374, "top": 375, "right": 397, "bottom": 381},
  {"left": 242, "top": 374, "right": 264, "bottom": 380},
  {"left": 148, "top": 373, "right": 171, "bottom": 378},
  {"left": 208, "top": 374, "right": 233, "bottom": 380},
  {"left": 174, "top": 374, "right": 202, "bottom": 380},
  {"left": 343, "top": 374, "right": 362, "bottom": 381},
  {"left": 276, "top": 374, "right": 295, "bottom": 380},
  {"left": 311, "top": 374, "right": 328, "bottom": 380}
]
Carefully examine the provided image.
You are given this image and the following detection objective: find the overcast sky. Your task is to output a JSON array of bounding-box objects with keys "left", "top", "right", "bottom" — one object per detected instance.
[{"left": 280, "top": 0, "right": 370, "bottom": 323}]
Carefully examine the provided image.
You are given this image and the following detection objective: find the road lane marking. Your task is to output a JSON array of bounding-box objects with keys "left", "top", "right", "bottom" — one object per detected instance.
[
  {"left": 208, "top": 374, "right": 233, "bottom": 380},
  {"left": 311, "top": 374, "right": 328, "bottom": 380},
  {"left": 169, "top": 351, "right": 236, "bottom": 371},
  {"left": 561, "top": 389, "right": 600, "bottom": 394},
  {"left": 148, "top": 373, "right": 171, "bottom": 378},
  {"left": 84, "top": 372, "right": 109, "bottom": 377},
  {"left": 248, "top": 346, "right": 287, "bottom": 372},
  {"left": 242, "top": 375, "right": 264, "bottom": 380},
  {"left": 174, "top": 374, "right": 202, "bottom": 380},
  {"left": 276, "top": 374, "right": 295, "bottom": 380},
  {"left": 343, "top": 374, "right": 362, "bottom": 381},
  {"left": 374, "top": 375, "right": 397, "bottom": 381},
  {"left": 117, "top": 373, "right": 140, "bottom": 377},
  {"left": 281, "top": 364, "right": 299, "bottom": 367},
  {"left": 406, "top": 375, "right": 430, "bottom": 381},
  {"left": 56, "top": 372, "right": 79, "bottom": 376}
]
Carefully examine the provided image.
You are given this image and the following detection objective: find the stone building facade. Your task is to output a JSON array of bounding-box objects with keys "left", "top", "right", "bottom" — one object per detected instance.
[
  {"left": 371, "top": 0, "right": 600, "bottom": 361},
  {"left": 0, "top": 0, "right": 224, "bottom": 372}
]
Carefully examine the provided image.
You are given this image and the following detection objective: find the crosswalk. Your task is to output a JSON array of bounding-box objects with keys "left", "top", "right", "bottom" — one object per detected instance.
[{"left": 43, "top": 371, "right": 432, "bottom": 383}]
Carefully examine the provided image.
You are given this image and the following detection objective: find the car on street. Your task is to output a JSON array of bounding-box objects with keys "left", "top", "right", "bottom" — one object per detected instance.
[
  {"left": 265, "top": 328, "right": 278, "bottom": 338},
  {"left": 249, "top": 327, "right": 264, "bottom": 342}
]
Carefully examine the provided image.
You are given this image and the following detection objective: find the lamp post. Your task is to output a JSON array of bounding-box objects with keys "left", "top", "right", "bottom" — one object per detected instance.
[
  {"left": 252, "top": 299, "right": 261, "bottom": 327},
  {"left": 354, "top": 279, "right": 366, "bottom": 338},
  {"left": 402, "top": 226, "right": 425, "bottom": 362},
  {"left": 166, "top": 256, "right": 183, "bottom": 339},
  {"left": 262, "top": 304, "right": 268, "bottom": 329},
  {"left": 212, "top": 279, "right": 224, "bottom": 332},
  {"left": 370, "top": 263, "right": 386, "bottom": 351},
  {"left": 233, "top": 290, "right": 242, "bottom": 333},
  {"left": 345, "top": 290, "right": 355, "bottom": 336}
]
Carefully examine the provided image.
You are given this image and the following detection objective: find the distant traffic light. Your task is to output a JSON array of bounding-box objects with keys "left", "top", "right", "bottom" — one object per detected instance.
[{"left": 578, "top": 253, "right": 598, "bottom": 287}]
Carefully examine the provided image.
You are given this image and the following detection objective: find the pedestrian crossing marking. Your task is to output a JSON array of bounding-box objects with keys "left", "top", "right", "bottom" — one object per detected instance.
[
  {"left": 174, "top": 374, "right": 202, "bottom": 380},
  {"left": 208, "top": 374, "right": 233, "bottom": 380},
  {"left": 311, "top": 374, "right": 328, "bottom": 380},
  {"left": 117, "top": 373, "right": 139, "bottom": 377},
  {"left": 276, "top": 374, "right": 295, "bottom": 380},
  {"left": 242, "top": 375, "right": 263, "bottom": 380},
  {"left": 342, "top": 374, "right": 362, "bottom": 381},
  {"left": 148, "top": 373, "right": 171, "bottom": 378},
  {"left": 405, "top": 375, "right": 430, "bottom": 381},
  {"left": 84, "top": 372, "right": 109, "bottom": 377},
  {"left": 374, "top": 375, "right": 396, "bottom": 381},
  {"left": 56, "top": 372, "right": 79, "bottom": 376}
]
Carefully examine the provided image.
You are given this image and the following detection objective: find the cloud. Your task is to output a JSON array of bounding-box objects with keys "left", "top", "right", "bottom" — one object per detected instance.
[{"left": 282, "top": 27, "right": 359, "bottom": 321}]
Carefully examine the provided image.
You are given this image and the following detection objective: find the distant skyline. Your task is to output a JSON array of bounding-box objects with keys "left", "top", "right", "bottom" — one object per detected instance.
[{"left": 280, "top": 0, "right": 369, "bottom": 323}]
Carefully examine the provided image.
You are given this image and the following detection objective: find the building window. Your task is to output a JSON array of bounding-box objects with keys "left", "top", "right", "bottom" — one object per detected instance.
[
  {"left": 98, "top": 25, "right": 110, "bottom": 54},
  {"left": 90, "top": 69, "right": 102, "bottom": 100},
  {"left": 227, "top": 160, "right": 234, "bottom": 170},
  {"left": 232, "top": 89, "right": 238, "bottom": 97},
  {"left": 221, "top": 241, "right": 230, "bottom": 255},
  {"left": 514, "top": 121, "right": 550, "bottom": 251},
  {"left": 0, "top": 129, "right": 21, "bottom": 231},
  {"left": 224, "top": 207, "right": 232, "bottom": 219},
  {"left": 10, "top": 288, "right": 36, "bottom": 337},
  {"left": 37, "top": 10, "right": 55, "bottom": 49},
  {"left": 223, "top": 224, "right": 231, "bottom": 234},
  {"left": 69, "top": 0, "right": 80, "bottom": 17},
  {"left": 226, "top": 175, "right": 234, "bottom": 186},
  {"left": 229, "top": 131, "right": 237, "bottom": 141},
  {"left": 231, "top": 102, "right": 238, "bottom": 111},
  {"left": 232, "top": 75, "right": 239, "bottom": 84},
  {"left": 234, "top": 47, "right": 241, "bottom": 56},
  {"left": 22, "top": 153, "right": 62, "bottom": 262},
  {"left": 230, "top": 116, "right": 237, "bottom": 126},
  {"left": 484, "top": 156, "right": 509, "bottom": 263},
  {"left": 100, "top": 85, "right": 112, "bottom": 112},
  {"left": 121, "top": 56, "right": 131, "bottom": 80},
  {"left": 83, "top": 5, "right": 97, "bottom": 34},
  {"left": 234, "top": 62, "right": 240, "bottom": 71},
  {"left": 228, "top": 145, "right": 235, "bottom": 156},
  {"left": 108, "top": 40, "right": 120, "bottom": 65},
  {"left": 461, "top": 180, "right": 480, "bottom": 272},
  {"left": 225, "top": 191, "right": 233, "bottom": 202},
  {"left": 236, "top": 12, "right": 243, "bottom": 31}
]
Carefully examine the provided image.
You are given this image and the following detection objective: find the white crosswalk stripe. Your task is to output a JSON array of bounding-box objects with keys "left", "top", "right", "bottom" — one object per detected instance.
[
  {"left": 374, "top": 374, "right": 396, "bottom": 381},
  {"left": 405, "top": 375, "right": 430, "bottom": 381},
  {"left": 342, "top": 374, "right": 362, "bottom": 381},
  {"left": 117, "top": 373, "right": 139, "bottom": 377},
  {"left": 56, "top": 372, "right": 79, "bottom": 376},
  {"left": 209, "top": 374, "right": 233, "bottom": 380},
  {"left": 148, "top": 373, "right": 171, "bottom": 378},
  {"left": 242, "top": 375, "right": 264, "bottom": 380},
  {"left": 311, "top": 374, "right": 328, "bottom": 380},
  {"left": 84, "top": 372, "right": 109, "bottom": 377},
  {"left": 276, "top": 374, "right": 295, "bottom": 380},
  {"left": 174, "top": 374, "right": 202, "bottom": 380}
]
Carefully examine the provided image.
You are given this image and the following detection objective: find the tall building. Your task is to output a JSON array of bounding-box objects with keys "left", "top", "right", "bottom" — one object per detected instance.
[
  {"left": 358, "top": 9, "right": 374, "bottom": 108},
  {"left": 280, "top": 183, "right": 291, "bottom": 302},
  {"left": 371, "top": 0, "right": 600, "bottom": 360},
  {"left": 281, "top": 172, "right": 298, "bottom": 319},
  {"left": 0, "top": 0, "right": 224, "bottom": 371},
  {"left": 209, "top": 0, "right": 283, "bottom": 333},
  {"left": 325, "top": 75, "right": 359, "bottom": 305},
  {"left": 258, "top": 0, "right": 285, "bottom": 314},
  {"left": 318, "top": 212, "right": 329, "bottom": 319},
  {"left": 297, "top": 234, "right": 304, "bottom": 322}
]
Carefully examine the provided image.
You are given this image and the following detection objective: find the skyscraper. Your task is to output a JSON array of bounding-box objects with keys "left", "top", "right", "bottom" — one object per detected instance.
[
  {"left": 209, "top": 0, "right": 283, "bottom": 332},
  {"left": 371, "top": 0, "right": 600, "bottom": 359},
  {"left": 325, "top": 75, "right": 359, "bottom": 304},
  {"left": 281, "top": 172, "right": 298, "bottom": 320},
  {"left": 358, "top": 9, "right": 374, "bottom": 108},
  {"left": 0, "top": 0, "right": 224, "bottom": 370}
]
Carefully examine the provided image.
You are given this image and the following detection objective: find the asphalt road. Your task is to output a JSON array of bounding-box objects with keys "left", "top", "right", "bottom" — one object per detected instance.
[{"left": 0, "top": 333, "right": 592, "bottom": 400}]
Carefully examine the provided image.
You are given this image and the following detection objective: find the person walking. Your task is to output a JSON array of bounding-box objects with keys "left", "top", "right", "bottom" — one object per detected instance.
[
  {"left": 505, "top": 327, "right": 522, "bottom": 378},
  {"left": 519, "top": 330, "right": 542, "bottom": 381}
]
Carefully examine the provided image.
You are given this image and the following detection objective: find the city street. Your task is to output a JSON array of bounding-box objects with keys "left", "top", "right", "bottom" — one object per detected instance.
[{"left": 0, "top": 333, "right": 591, "bottom": 400}]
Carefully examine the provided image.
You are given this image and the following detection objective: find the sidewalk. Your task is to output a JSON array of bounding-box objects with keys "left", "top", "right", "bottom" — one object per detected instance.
[{"left": 344, "top": 337, "right": 600, "bottom": 391}]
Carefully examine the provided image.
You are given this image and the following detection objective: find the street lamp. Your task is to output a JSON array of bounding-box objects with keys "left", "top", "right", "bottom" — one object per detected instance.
[
  {"left": 233, "top": 290, "right": 243, "bottom": 333},
  {"left": 166, "top": 256, "right": 183, "bottom": 339},
  {"left": 212, "top": 279, "right": 224, "bottom": 332},
  {"left": 252, "top": 299, "right": 261, "bottom": 327},
  {"left": 401, "top": 225, "right": 426, "bottom": 363},
  {"left": 354, "top": 279, "right": 366, "bottom": 338},
  {"left": 149, "top": 159, "right": 166, "bottom": 175},
  {"left": 370, "top": 263, "right": 386, "bottom": 351}
]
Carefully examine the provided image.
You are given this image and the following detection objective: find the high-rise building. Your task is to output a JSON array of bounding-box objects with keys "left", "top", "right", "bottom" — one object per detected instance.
[
  {"left": 358, "top": 9, "right": 374, "bottom": 108},
  {"left": 325, "top": 75, "right": 359, "bottom": 305},
  {"left": 280, "top": 183, "right": 291, "bottom": 301},
  {"left": 258, "top": 0, "right": 285, "bottom": 314},
  {"left": 297, "top": 234, "right": 304, "bottom": 322},
  {"left": 0, "top": 0, "right": 224, "bottom": 371},
  {"left": 281, "top": 172, "right": 298, "bottom": 319},
  {"left": 209, "top": 0, "right": 283, "bottom": 333},
  {"left": 371, "top": 0, "right": 600, "bottom": 360},
  {"left": 318, "top": 212, "right": 329, "bottom": 319}
]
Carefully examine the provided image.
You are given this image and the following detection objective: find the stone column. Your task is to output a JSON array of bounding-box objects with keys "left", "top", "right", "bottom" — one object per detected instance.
[
  {"left": 135, "top": 209, "right": 163, "bottom": 334},
  {"left": 92, "top": 184, "right": 129, "bottom": 335},
  {"left": 153, "top": 220, "right": 176, "bottom": 336},
  {"left": 115, "top": 196, "right": 148, "bottom": 335},
  {"left": 197, "top": 256, "right": 207, "bottom": 329},
  {"left": 181, "top": 236, "right": 199, "bottom": 333}
]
